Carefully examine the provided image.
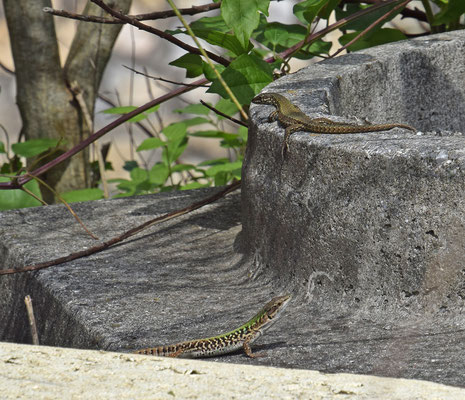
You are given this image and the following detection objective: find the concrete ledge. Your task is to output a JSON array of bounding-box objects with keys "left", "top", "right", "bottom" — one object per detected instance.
[{"left": 1, "top": 342, "right": 463, "bottom": 399}]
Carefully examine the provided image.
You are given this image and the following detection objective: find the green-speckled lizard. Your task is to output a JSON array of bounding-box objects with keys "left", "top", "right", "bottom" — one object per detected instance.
[
  {"left": 134, "top": 294, "right": 291, "bottom": 358},
  {"left": 252, "top": 92, "right": 416, "bottom": 154}
]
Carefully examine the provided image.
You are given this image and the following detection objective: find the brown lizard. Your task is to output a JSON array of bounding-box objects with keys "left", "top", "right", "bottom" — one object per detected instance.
[{"left": 252, "top": 92, "right": 416, "bottom": 155}]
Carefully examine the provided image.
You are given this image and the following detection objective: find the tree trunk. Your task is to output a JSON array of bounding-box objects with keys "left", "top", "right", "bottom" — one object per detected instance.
[{"left": 3, "top": 0, "right": 131, "bottom": 203}]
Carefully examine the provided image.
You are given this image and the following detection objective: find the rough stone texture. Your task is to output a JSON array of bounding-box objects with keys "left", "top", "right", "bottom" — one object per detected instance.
[
  {"left": 1, "top": 31, "right": 465, "bottom": 391},
  {"left": 1, "top": 187, "right": 464, "bottom": 388},
  {"left": 0, "top": 188, "right": 253, "bottom": 350},
  {"left": 1, "top": 342, "right": 464, "bottom": 400},
  {"left": 244, "top": 33, "right": 465, "bottom": 317}
]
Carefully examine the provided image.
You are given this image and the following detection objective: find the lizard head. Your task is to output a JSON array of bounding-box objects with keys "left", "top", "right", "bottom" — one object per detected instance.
[
  {"left": 251, "top": 92, "right": 276, "bottom": 105},
  {"left": 264, "top": 294, "right": 292, "bottom": 320}
]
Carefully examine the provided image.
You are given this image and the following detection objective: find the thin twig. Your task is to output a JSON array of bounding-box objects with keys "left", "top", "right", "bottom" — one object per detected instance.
[
  {"left": 89, "top": 0, "right": 230, "bottom": 67},
  {"left": 25, "top": 172, "right": 99, "bottom": 240},
  {"left": 0, "top": 76, "right": 210, "bottom": 190},
  {"left": 123, "top": 65, "right": 210, "bottom": 87},
  {"left": 270, "top": 0, "right": 410, "bottom": 63},
  {"left": 20, "top": 185, "right": 48, "bottom": 206},
  {"left": 166, "top": 0, "right": 248, "bottom": 121},
  {"left": 142, "top": 66, "right": 164, "bottom": 133},
  {"left": 200, "top": 100, "right": 247, "bottom": 127},
  {"left": 0, "top": 180, "right": 241, "bottom": 275},
  {"left": 331, "top": 0, "right": 413, "bottom": 58},
  {"left": 71, "top": 81, "right": 109, "bottom": 199},
  {"left": 98, "top": 94, "right": 155, "bottom": 138},
  {"left": 43, "top": 3, "right": 221, "bottom": 24},
  {"left": 24, "top": 295, "right": 40, "bottom": 345}
]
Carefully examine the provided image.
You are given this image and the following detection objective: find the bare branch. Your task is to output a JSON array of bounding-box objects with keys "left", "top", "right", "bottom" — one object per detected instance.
[
  {"left": 0, "top": 76, "right": 209, "bottom": 190},
  {"left": 43, "top": 3, "right": 221, "bottom": 24},
  {"left": 24, "top": 296, "right": 40, "bottom": 345},
  {"left": 89, "top": 0, "right": 229, "bottom": 67},
  {"left": 0, "top": 181, "right": 241, "bottom": 275},
  {"left": 200, "top": 100, "right": 247, "bottom": 127},
  {"left": 123, "top": 65, "right": 210, "bottom": 87}
]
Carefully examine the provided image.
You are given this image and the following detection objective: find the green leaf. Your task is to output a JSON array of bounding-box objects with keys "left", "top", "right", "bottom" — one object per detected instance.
[
  {"left": 189, "top": 130, "right": 229, "bottom": 138},
  {"left": 102, "top": 105, "right": 138, "bottom": 114},
  {"left": 0, "top": 177, "right": 42, "bottom": 210},
  {"left": 207, "top": 54, "right": 273, "bottom": 104},
  {"left": 237, "top": 126, "right": 248, "bottom": 141},
  {"left": 220, "top": 135, "right": 245, "bottom": 149},
  {"left": 318, "top": 0, "right": 341, "bottom": 20},
  {"left": 190, "top": 15, "right": 230, "bottom": 33},
  {"left": 163, "top": 142, "right": 188, "bottom": 166},
  {"left": 202, "top": 63, "right": 226, "bottom": 82},
  {"left": 339, "top": 28, "right": 406, "bottom": 52},
  {"left": 171, "top": 163, "right": 197, "bottom": 173},
  {"left": 214, "top": 171, "right": 229, "bottom": 186},
  {"left": 90, "top": 160, "right": 113, "bottom": 173},
  {"left": 183, "top": 117, "right": 211, "bottom": 127},
  {"left": 180, "top": 182, "right": 211, "bottom": 190},
  {"left": 137, "top": 137, "right": 165, "bottom": 152},
  {"left": 174, "top": 104, "right": 211, "bottom": 115},
  {"left": 214, "top": 99, "right": 238, "bottom": 119},
  {"left": 61, "top": 188, "right": 104, "bottom": 203},
  {"left": 0, "top": 141, "right": 5, "bottom": 154},
  {"left": 162, "top": 123, "right": 188, "bottom": 165},
  {"left": 12, "top": 138, "right": 61, "bottom": 158},
  {"left": 198, "top": 157, "right": 230, "bottom": 167},
  {"left": 293, "top": 0, "right": 329, "bottom": 25},
  {"left": 149, "top": 163, "right": 169, "bottom": 185},
  {"left": 114, "top": 179, "right": 137, "bottom": 195},
  {"left": 221, "top": 0, "right": 270, "bottom": 49},
  {"left": 1, "top": 156, "right": 22, "bottom": 174},
  {"left": 254, "top": 22, "right": 305, "bottom": 50},
  {"left": 123, "top": 160, "right": 138, "bottom": 172},
  {"left": 188, "top": 130, "right": 243, "bottom": 149},
  {"left": 433, "top": 0, "right": 465, "bottom": 26},
  {"left": 253, "top": 18, "right": 330, "bottom": 60},
  {"left": 164, "top": 123, "right": 187, "bottom": 141},
  {"left": 102, "top": 105, "right": 160, "bottom": 122},
  {"left": 264, "top": 26, "right": 289, "bottom": 49},
  {"left": 335, "top": 3, "right": 399, "bottom": 32},
  {"left": 169, "top": 54, "right": 203, "bottom": 78},
  {"left": 130, "top": 167, "right": 149, "bottom": 184},
  {"left": 192, "top": 28, "right": 252, "bottom": 56},
  {"left": 205, "top": 160, "right": 242, "bottom": 176}
]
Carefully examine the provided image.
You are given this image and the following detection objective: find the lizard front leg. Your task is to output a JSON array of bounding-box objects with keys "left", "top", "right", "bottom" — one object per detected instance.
[
  {"left": 243, "top": 339, "right": 264, "bottom": 358},
  {"left": 282, "top": 124, "right": 305, "bottom": 156},
  {"left": 268, "top": 110, "right": 279, "bottom": 122}
]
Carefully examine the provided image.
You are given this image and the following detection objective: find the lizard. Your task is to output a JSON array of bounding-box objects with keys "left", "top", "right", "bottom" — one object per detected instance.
[
  {"left": 252, "top": 92, "right": 416, "bottom": 155},
  {"left": 134, "top": 294, "right": 291, "bottom": 358}
]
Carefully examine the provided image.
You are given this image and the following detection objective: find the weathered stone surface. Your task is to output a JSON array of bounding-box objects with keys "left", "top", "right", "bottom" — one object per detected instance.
[
  {"left": 0, "top": 188, "right": 252, "bottom": 350},
  {"left": 244, "top": 31, "right": 465, "bottom": 316},
  {"left": 1, "top": 31, "right": 465, "bottom": 391},
  {"left": 1, "top": 186, "right": 464, "bottom": 387},
  {"left": 1, "top": 342, "right": 464, "bottom": 400}
]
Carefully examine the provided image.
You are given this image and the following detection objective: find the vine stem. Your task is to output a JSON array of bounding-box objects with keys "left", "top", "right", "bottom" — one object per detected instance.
[{"left": 166, "top": 0, "right": 248, "bottom": 121}]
